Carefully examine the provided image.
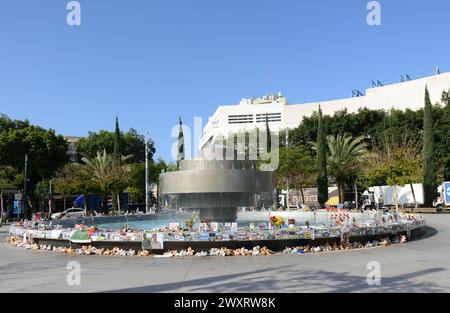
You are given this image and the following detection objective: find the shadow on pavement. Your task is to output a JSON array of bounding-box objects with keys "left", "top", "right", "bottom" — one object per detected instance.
[
  {"left": 106, "top": 265, "right": 446, "bottom": 293},
  {"left": 417, "top": 226, "right": 439, "bottom": 240}
]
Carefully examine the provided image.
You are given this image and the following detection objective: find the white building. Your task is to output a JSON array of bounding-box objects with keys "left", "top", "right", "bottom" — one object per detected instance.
[
  {"left": 64, "top": 136, "right": 81, "bottom": 162},
  {"left": 200, "top": 71, "right": 450, "bottom": 151}
]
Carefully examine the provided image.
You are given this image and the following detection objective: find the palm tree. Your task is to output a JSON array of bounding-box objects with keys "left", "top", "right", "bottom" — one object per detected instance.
[
  {"left": 326, "top": 134, "right": 368, "bottom": 203},
  {"left": 82, "top": 150, "right": 113, "bottom": 180},
  {"left": 81, "top": 150, "right": 113, "bottom": 212},
  {"left": 81, "top": 150, "right": 132, "bottom": 213}
]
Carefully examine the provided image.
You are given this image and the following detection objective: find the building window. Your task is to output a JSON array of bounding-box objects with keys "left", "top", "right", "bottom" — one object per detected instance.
[
  {"left": 256, "top": 112, "right": 281, "bottom": 123},
  {"left": 228, "top": 114, "right": 254, "bottom": 124}
]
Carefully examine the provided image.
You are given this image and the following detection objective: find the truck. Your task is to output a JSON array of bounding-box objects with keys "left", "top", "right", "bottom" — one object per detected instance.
[
  {"left": 434, "top": 182, "right": 450, "bottom": 209},
  {"left": 362, "top": 184, "right": 424, "bottom": 209}
]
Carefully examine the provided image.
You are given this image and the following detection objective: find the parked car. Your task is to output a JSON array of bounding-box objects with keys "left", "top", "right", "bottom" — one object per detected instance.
[{"left": 51, "top": 208, "right": 85, "bottom": 220}]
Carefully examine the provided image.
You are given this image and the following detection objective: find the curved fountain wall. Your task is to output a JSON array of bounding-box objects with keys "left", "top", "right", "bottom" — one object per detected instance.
[{"left": 159, "top": 160, "right": 275, "bottom": 222}]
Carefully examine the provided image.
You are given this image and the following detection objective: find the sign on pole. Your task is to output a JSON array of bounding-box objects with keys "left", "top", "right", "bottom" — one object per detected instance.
[{"left": 13, "top": 200, "right": 21, "bottom": 215}]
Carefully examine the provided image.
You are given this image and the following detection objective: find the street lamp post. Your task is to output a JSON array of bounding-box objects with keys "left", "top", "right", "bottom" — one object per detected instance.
[
  {"left": 285, "top": 127, "right": 289, "bottom": 210},
  {"left": 49, "top": 179, "right": 53, "bottom": 215}
]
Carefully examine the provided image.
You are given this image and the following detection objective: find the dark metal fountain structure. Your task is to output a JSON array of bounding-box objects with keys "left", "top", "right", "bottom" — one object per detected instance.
[{"left": 159, "top": 160, "right": 275, "bottom": 222}]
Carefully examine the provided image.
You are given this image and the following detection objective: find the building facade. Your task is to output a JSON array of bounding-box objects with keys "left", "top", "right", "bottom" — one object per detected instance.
[
  {"left": 64, "top": 136, "right": 81, "bottom": 162},
  {"left": 200, "top": 71, "right": 450, "bottom": 151}
]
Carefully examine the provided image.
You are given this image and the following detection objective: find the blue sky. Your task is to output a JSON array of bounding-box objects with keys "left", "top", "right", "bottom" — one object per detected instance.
[{"left": 0, "top": 0, "right": 449, "bottom": 162}]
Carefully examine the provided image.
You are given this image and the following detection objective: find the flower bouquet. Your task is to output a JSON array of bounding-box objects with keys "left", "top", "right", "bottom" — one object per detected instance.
[{"left": 185, "top": 213, "right": 197, "bottom": 231}]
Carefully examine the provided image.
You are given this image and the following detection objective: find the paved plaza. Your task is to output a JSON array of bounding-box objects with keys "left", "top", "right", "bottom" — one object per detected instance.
[{"left": 0, "top": 214, "right": 449, "bottom": 293}]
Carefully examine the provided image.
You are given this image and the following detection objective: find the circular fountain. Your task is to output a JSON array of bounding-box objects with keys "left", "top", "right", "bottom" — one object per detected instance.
[
  {"left": 6, "top": 161, "right": 427, "bottom": 257},
  {"left": 159, "top": 159, "right": 275, "bottom": 222}
]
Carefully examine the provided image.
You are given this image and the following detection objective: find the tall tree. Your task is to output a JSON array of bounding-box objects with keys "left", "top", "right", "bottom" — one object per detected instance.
[
  {"left": 76, "top": 128, "right": 155, "bottom": 163},
  {"left": 364, "top": 133, "right": 422, "bottom": 210},
  {"left": 277, "top": 146, "right": 316, "bottom": 204},
  {"left": 127, "top": 158, "right": 168, "bottom": 204},
  {"left": 265, "top": 114, "right": 271, "bottom": 153},
  {"left": 0, "top": 114, "right": 69, "bottom": 192},
  {"left": 423, "top": 86, "right": 436, "bottom": 207},
  {"left": 177, "top": 116, "right": 185, "bottom": 165},
  {"left": 316, "top": 105, "right": 328, "bottom": 207},
  {"left": 81, "top": 150, "right": 115, "bottom": 211},
  {"left": 53, "top": 163, "right": 97, "bottom": 215},
  {"left": 113, "top": 116, "right": 121, "bottom": 165},
  {"left": 81, "top": 150, "right": 131, "bottom": 212},
  {"left": 1, "top": 165, "right": 22, "bottom": 225},
  {"left": 32, "top": 180, "right": 51, "bottom": 211},
  {"left": 326, "top": 134, "right": 368, "bottom": 203},
  {"left": 112, "top": 116, "right": 121, "bottom": 211}
]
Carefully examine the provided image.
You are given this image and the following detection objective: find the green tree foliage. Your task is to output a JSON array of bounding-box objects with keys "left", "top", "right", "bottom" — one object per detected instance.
[
  {"left": 81, "top": 150, "right": 132, "bottom": 211},
  {"left": 53, "top": 162, "right": 98, "bottom": 214},
  {"left": 436, "top": 90, "right": 450, "bottom": 180},
  {"left": 442, "top": 89, "right": 450, "bottom": 106},
  {"left": 423, "top": 87, "right": 436, "bottom": 207},
  {"left": 76, "top": 128, "right": 155, "bottom": 163},
  {"left": 265, "top": 115, "right": 271, "bottom": 153},
  {"left": 113, "top": 116, "right": 121, "bottom": 165},
  {"left": 112, "top": 116, "right": 122, "bottom": 211},
  {"left": 316, "top": 106, "right": 328, "bottom": 207},
  {"left": 0, "top": 114, "right": 69, "bottom": 191},
  {"left": 128, "top": 159, "right": 168, "bottom": 203},
  {"left": 53, "top": 163, "right": 94, "bottom": 196},
  {"left": 0, "top": 165, "right": 22, "bottom": 188},
  {"left": 177, "top": 116, "right": 184, "bottom": 164},
  {"left": 290, "top": 108, "right": 386, "bottom": 149},
  {"left": 32, "top": 180, "right": 51, "bottom": 211},
  {"left": 1, "top": 165, "right": 22, "bottom": 224},
  {"left": 326, "top": 134, "right": 368, "bottom": 203},
  {"left": 288, "top": 100, "right": 450, "bottom": 182},
  {"left": 363, "top": 133, "right": 423, "bottom": 209},
  {"left": 277, "top": 146, "right": 316, "bottom": 203}
]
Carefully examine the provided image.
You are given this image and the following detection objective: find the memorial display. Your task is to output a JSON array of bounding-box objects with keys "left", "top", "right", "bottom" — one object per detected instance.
[{"left": 6, "top": 209, "right": 426, "bottom": 258}]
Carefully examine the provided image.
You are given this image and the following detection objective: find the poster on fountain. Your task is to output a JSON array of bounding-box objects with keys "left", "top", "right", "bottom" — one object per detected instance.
[
  {"left": 231, "top": 222, "right": 238, "bottom": 233},
  {"left": 199, "top": 223, "right": 209, "bottom": 232},
  {"left": 50, "top": 229, "right": 62, "bottom": 239},
  {"left": 70, "top": 230, "right": 91, "bottom": 243},
  {"left": 340, "top": 227, "right": 350, "bottom": 245},
  {"left": 150, "top": 232, "right": 164, "bottom": 249}
]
